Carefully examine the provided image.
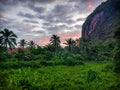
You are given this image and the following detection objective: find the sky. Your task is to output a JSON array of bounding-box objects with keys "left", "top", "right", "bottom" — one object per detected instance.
[{"left": 0, "top": 0, "right": 106, "bottom": 46}]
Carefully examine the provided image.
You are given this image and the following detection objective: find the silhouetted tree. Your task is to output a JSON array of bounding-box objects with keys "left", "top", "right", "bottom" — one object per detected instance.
[
  {"left": 113, "top": 26, "right": 120, "bottom": 73},
  {"left": 80, "top": 37, "right": 90, "bottom": 54},
  {"left": 28, "top": 40, "right": 36, "bottom": 49},
  {"left": 0, "top": 28, "right": 17, "bottom": 50},
  {"left": 65, "top": 38, "right": 75, "bottom": 53},
  {"left": 18, "top": 39, "right": 27, "bottom": 48},
  {"left": 50, "top": 34, "right": 61, "bottom": 52}
]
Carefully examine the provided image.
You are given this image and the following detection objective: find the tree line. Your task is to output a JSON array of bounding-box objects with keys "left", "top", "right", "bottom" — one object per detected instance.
[{"left": 0, "top": 27, "right": 120, "bottom": 73}]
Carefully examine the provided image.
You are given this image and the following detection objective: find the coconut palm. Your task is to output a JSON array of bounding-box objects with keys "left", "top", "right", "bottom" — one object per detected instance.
[
  {"left": 50, "top": 34, "right": 61, "bottom": 52},
  {"left": 0, "top": 28, "right": 17, "bottom": 50},
  {"left": 80, "top": 37, "right": 90, "bottom": 53},
  {"left": 65, "top": 38, "right": 75, "bottom": 52},
  {"left": 18, "top": 39, "right": 27, "bottom": 48},
  {"left": 28, "top": 40, "right": 36, "bottom": 49}
]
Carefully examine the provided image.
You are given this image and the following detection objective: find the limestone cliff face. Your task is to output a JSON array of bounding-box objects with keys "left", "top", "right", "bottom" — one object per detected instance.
[{"left": 82, "top": 0, "right": 120, "bottom": 40}]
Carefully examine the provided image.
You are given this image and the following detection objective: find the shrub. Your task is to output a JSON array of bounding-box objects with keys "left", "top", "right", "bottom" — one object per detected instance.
[
  {"left": 0, "top": 61, "right": 42, "bottom": 69},
  {"left": 44, "top": 52, "right": 53, "bottom": 60},
  {"left": 0, "top": 72, "right": 8, "bottom": 89},
  {"left": 34, "top": 54, "right": 44, "bottom": 60},
  {"left": 0, "top": 52, "right": 7, "bottom": 61},
  {"left": 64, "top": 56, "right": 76, "bottom": 66},
  {"left": 6, "top": 58, "right": 18, "bottom": 62},
  {"left": 105, "top": 64, "right": 113, "bottom": 71},
  {"left": 14, "top": 49, "right": 34, "bottom": 61},
  {"left": 114, "top": 49, "right": 120, "bottom": 73},
  {"left": 18, "top": 79, "right": 32, "bottom": 89},
  {"left": 98, "top": 52, "right": 111, "bottom": 61},
  {"left": 40, "top": 60, "right": 48, "bottom": 66},
  {"left": 74, "top": 54, "right": 84, "bottom": 61},
  {"left": 87, "top": 70, "right": 101, "bottom": 83},
  {"left": 113, "top": 26, "right": 120, "bottom": 73}
]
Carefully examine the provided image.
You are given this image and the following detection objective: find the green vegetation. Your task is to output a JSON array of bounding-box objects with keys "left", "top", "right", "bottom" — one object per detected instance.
[
  {"left": 0, "top": 61, "right": 120, "bottom": 90},
  {"left": 0, "top": 28, "right": 17, "bottom": 50},
  {"left": 0, "top": 28, "right": 120, "bottom": 89},
  {"left": 113, "top": 26, "right": 120, "bottom": 73}
]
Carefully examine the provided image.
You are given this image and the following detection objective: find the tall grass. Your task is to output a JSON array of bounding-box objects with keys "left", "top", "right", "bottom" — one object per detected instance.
[{"left": 0, "top": 61, "right": 119, "bottom": 90}]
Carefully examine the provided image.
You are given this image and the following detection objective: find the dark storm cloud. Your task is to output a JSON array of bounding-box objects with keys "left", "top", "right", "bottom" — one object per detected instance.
[
  {"left": 66, "top": 19, "right": 75, "bottom": 24},
  {"left": 42, "top": 22, "right": 50, "bottom": 26},
  {"left": 45, "top": 25, "right": 68, "bottom": 32},
  {"left": 68, "top": 0, "right": 95, "bottom": 3},
  {"left": 77, "top": 18, "right": 86, "bottom": 21},
  {"left": 0, "top": 0, "right": 55, "bottom": 5},
  {"left": 17, "top": 12, "right": 35, "bottom": 18},
  {"left": 0, "top": 0, "right": 13, "bottom": 5},
  {"left": 27, "top": 4, "right": 45, "bottom": 13},
  {"left": 35, "top": 0, "right": 55, "bottom": 4},
  {"left": 74, "top": 25, "right": 82, "bottom": 29},
  {"left": 52, "top": 4, "right": 73, "bottom": 16},
  {"left": 0, "top": 18, "right": 14, "bottom": 29},
  {"left": 37, "top": 4, "right": 75, "bottom": 25},
  {"left": 33, "top": 30, "right": 45, "bottom": 34},
  {"left": 24, "top": 19, "right": 39, "bottom": 24},
  {"left": 32, "top": 6, "right": 45, "bottom": 13}
]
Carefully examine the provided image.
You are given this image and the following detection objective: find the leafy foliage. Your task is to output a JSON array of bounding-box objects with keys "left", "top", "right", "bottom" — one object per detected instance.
[
  {"left": 113, "top": 26, "right": 120, "bottom": 73},
  {"left": 0, "top": 62, "right": 119, "bottom": 90},
  {"left": 14, "top": 49, "right": 34, "bottom": 61},
  {"left": 18, "top": 39, "right": 27, "bottom": 48},
  {"left": 0, "top": 29, "right": 17, "bottom": 49},
  {"left": 87, "top": 70, "right": 101, "bottom": 83},
  {"left": 50, "top": 34, "right": 61, "bottom": 52}
]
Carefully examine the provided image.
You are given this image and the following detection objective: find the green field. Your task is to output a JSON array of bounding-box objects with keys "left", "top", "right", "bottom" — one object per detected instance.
[{"left": 1, "top": 61, "right": 120, "bottom": 90}]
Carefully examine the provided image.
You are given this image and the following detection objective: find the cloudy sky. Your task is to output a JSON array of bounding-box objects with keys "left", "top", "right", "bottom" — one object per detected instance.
[{"left": 0, "top": 0, "right": 106, "bottom": 46}]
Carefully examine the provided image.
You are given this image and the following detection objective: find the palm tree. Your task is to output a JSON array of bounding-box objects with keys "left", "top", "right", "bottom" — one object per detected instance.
[
  {"left": 80, "top": 37, "right": 90, "bottom": 53},
  {"left": 0, "top": 28, "right": 17, "bottom": 50},
  {"left": 18, "top": 39, "right": 27, "bottom": 48},
  {"left": 28, "top": 40, "right": 36, "bottom": 49},
  {"left": 113, "top": 26, "right": 120, "bottom": 73},
  {"left": 0, "top": 37, "right": 2, "bottom": 45},
  {"left": 50, "top": 34, "right": 61, "bottom": 52},
  {"left": 65, "top": 38, "right": 75, "bottom": 53}
]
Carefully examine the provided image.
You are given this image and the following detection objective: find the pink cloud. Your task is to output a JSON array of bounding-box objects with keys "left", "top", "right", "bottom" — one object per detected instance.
[
  {"left": 35, "top": 37, "right": 50, "bottom": 46},
  {"left": 87, "top": 0, "right": 94, "bottom": 9},
  {"left": 34, "top": 31, "right": 82, "bottom": 46}
]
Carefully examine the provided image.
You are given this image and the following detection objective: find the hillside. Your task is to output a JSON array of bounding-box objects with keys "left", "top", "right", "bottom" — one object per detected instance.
[{"left": 82, "top": 0, "right": 120, "bottom": 40}]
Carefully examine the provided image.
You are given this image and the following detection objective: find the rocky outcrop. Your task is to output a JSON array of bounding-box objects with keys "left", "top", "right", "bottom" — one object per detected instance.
[{"left": 82, "top": 0, "right": 120, "bottom": 40}]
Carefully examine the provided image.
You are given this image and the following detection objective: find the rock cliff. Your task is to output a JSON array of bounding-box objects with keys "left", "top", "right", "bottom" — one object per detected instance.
[{"left": 82, "top": 0, "right": 120, "bottom": 40}]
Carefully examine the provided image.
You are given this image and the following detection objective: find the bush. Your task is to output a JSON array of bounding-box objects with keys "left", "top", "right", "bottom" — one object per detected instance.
[
  {"left": 113, "top": 26, "right": 120, "bottom": 73},
  {"left": 14, "top": 49, "right": 34, "bottom": 61},
  {"left": 0, "top": 61, "right": 42, "bottom": 69},
  {"left": 87, "top": 70, "right": 101, "bottom": 83},
  {"left": 0, "top": 52, "right": 7, "bottom": 61},
  {"left": 6, "top": 58, "right": 18, "bottom": 62},
  {"left": 98, "top": 52, "right": 111, "bottom": 61},
  {"left": 18, "top": 79, "right": 32, "bottom": 89},
  {"left": 114, "top": 50, "right": 120, "bottom": 73},
  {"left": 74, "top": 54, "right": 84, "bottom": 61},
  {"left": 44, "top": 52, "right": 53, "bottom": 60},
  {"left": 34, "top": 55, "right": 44, "bottom": 60},
  {"left": 64, "top": 56, "right": 76, "bottom": 66},
  {"left": 0, "top": 72, "right": 8, "bottom": 89},
  {"left": 105, "top": 64, "right": 113, "bottom": 70}
]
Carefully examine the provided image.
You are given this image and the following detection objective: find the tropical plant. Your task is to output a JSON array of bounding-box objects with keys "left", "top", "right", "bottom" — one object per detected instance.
[
  {"left": 50, "top": 34, "right": 61, "bottom": 52},
  {"left": 80, "top": 37, "right": 90, "bottom": 53},
  {"left": 113, "top": 26, "right": 120, "bottom": 73},
  {"left": 18, "top": 39, "right": 27, "bottom": 48},
  {"left": 0, "top": 28, "right": 17, "bottom": 50},
  {"left": 65, "top": 38, "right": 75, "bottom": 53},
  {"left": 28, "top": 40, "right": 36, "bottom": 49}
]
